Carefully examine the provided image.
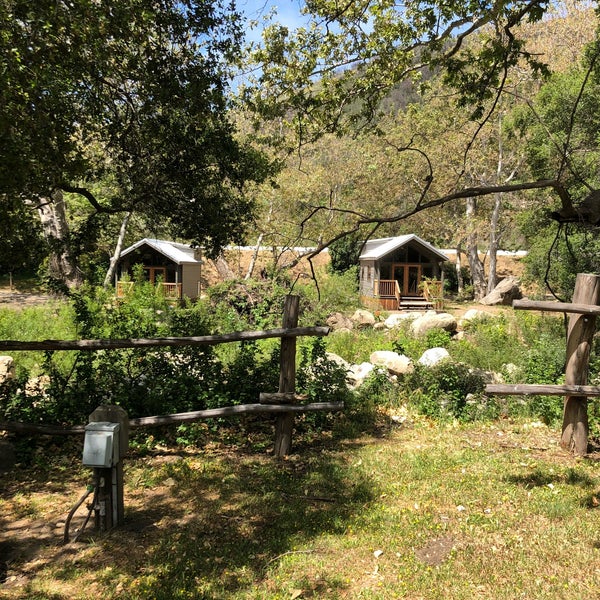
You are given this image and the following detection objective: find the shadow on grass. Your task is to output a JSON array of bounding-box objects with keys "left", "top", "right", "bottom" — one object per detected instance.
[
  {"left": 1, "top": 437, "right": 376, "bottom": 599},
  {"left": 505, "top": 466, "right": 596, "bottom": 489}
]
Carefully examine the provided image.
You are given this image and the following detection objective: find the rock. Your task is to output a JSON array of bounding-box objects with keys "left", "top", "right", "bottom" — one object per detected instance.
[
  {"left": 418, "top": 347, "right": 451, "bottom": 367},
  {"left": 326, "top": 352, "right": 351, "bottom": 372},
  {"left": 326, "top": 312, "right": 354, "bottom": 331},
  {"left": 469, "top": 367, "right": 502, "bottom": 384},
  {"left": 351, "top": 309, "right": 376, "bottom": 328},
  {"left": 459, "top": 309, "right": 492, "bottom": 327},
  {"left": 370, "top": 350, "right": 413, "bottom": 375},
  {"left": 410, "top": 313, "right": 457, "bottom": 337},
  {"left": 25, "top": 375, "right": 51, "bottom": 397},
  {"left": 348, "top": 362, "right": 376, "bottom": 388},
  {"left": 373, "top": 322, "right": 387, "bottom": 331},
  {"left": 384, "top": 312, "right": 422, "bottom": 329},
  {"left": 480, "top": 276, "right": 522, "bottom": 306},
  {"left": 0, "top": 356, "right": 14, "bottom": 384}
]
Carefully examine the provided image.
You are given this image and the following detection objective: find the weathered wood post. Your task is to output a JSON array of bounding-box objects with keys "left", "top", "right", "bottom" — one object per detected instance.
[
  {"left": 561, "top": 273, "right": 600, "bottom": 455},
  {"left": 273, "top": 295, "right": 299, "bottom": 458}
]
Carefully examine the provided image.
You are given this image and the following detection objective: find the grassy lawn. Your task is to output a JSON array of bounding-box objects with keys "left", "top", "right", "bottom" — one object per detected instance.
[{"left": 1, "top": 417, "right": 599, "bottom": 599}]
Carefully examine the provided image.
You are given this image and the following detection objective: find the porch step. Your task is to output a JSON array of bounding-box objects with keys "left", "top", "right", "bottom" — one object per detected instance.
[{"left": 400, "top": 298, "right": 434, "bottom": 310}]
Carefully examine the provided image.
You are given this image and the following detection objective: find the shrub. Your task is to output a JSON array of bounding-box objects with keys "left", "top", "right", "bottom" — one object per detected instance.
[{"left": 402, "top": 362, "right": 486, "bottom": 421}]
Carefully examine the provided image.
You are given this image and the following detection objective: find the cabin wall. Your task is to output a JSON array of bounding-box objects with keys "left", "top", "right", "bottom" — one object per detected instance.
[
  {"left": 182, "top": 264, "right": 201, "bottom": 299},
  {"left": 359, "top": 259, "right": 378, "bottom": 297}
]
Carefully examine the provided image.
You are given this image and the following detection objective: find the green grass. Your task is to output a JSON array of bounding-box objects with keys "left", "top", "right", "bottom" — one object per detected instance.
[
  {"left": 2, "top": 418, "right": 599, "bottom": 599},
  {"left": 0, "top": 303, "right": 76, "bottom": 376}
]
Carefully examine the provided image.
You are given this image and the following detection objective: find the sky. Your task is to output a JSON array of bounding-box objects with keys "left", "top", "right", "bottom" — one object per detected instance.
[{"left": 237, "top": 0, "right": 308, "bottom": 43}]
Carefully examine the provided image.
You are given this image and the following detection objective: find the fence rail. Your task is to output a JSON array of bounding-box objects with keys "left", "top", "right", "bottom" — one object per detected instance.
[
  {"left": 0, "top": 297, "right": 334, "bottom": 457},
  {"left": 0, "top": 326, "right": 329, "bottom": 352}
]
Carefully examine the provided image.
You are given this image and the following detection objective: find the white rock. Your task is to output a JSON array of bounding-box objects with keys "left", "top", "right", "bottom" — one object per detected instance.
[
  {"left": 348, "top": 362, "right": 375, "bottom": 388},
  {"left": 418, "top": 347, "right": 450, "bottom": 366},
  {"left": 326, "top": 352, "right": 351, "bottom": 371},
  {"left": 384, "top": 312, "right": 422, "bottom": 329},
  {"left": 461, "top": 308, "right": 490, "bottom": 322},
  {"left": 370, "top": 351, "right": 413, "bottom": 375},
  {"left": 0, "top": 356, "right": 15, "bottom": 384},
  {"left": 351, "top": 309, "right": 376, "bottom": 328},
  {"left": 410, "top": 313, "right": 457, "bottom": 337}
]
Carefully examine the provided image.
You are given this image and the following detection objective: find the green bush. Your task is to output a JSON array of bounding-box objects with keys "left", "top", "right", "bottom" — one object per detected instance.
[{"left": 402, "top": 362, "right": 486, "bottom": 421}]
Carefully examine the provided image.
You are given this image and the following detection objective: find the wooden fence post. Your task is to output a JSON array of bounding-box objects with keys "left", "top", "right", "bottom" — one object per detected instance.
[
  {"left": 273, "top": 295, "right": 299, "bottom": 458},
  {"left": 561, "top": 273, "right": 600, "bottom": 455}
]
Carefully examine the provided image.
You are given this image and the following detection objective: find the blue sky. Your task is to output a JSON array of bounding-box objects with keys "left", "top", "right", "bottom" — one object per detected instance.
[{"left": 238, "top": 0, "right": 308, "bottom": 42}]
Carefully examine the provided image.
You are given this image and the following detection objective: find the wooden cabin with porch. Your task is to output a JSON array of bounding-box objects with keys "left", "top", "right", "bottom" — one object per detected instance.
[
  {"left": 115, "top": 238, "right": 203, "bottom": 300},
  {"left": 359, "top": 235, "right": 449, "bottom": 310}
]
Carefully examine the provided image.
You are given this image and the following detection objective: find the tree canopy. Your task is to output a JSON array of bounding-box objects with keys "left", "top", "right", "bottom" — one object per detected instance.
[
  {"left": 244, "top": 1, "right": 600, "bottom": 241},
  {"left": 0, "top": 0, "right": 275, "bottom": 284}
]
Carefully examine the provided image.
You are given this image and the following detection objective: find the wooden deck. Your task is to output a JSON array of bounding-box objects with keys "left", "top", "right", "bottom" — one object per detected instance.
[{"left": 365, "top": 278, "right": 443, "bottom": 311}]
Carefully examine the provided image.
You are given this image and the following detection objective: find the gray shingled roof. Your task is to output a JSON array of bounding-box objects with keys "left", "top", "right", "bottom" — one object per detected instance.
[
  {"left": 359, "top": 235, "right": 449, "bottom": 261},
  {"left": 119, "top": 238, "right": 201, "bottom": 264}
]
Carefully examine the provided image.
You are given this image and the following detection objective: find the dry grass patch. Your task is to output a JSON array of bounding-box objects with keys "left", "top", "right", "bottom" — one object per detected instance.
[{"left": 1, "top": 419, "right": 600, "bottom": 599}]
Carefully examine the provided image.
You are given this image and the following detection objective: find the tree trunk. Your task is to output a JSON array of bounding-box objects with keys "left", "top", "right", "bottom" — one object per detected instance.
[
  {"left": 212, "top": 253, "right": 236, "bottom": 281},
  {"left": 455, "top": 244, "right": 464, "bottom": 294},
  {"left": 466, "top": 198, "right": 487, "bottom": 299},
  {"left": 487, "top": 193, "right": 502, "bottom": 294},
  {"left": 103, "top": 212, "right": 131, "bottom": 288},
  {"left": 245, "top": 233, "right": 264, "bottom": 280},
  {"left": 36, "top": 189, "right": 83, "bottom": 288}
]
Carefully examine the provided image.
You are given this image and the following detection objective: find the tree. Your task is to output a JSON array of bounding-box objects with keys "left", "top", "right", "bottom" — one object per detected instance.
[
  {"left": 0, "top": 197, "right": 45, "bottom": 286},
  {"left": 243, "top": 1, "right": 599, "bottom": 263},
  {"left": 0, "top": 0, "right": 275, "bottom": 287}
]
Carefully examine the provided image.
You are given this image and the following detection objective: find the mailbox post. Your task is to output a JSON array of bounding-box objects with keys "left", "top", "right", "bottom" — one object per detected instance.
[{"left": 83, "top": 406, "right": 129, "bottom": 531}]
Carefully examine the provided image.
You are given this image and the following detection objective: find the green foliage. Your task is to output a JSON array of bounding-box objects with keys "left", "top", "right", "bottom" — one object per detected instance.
[
  {"left": 403, "top": 362, "right": 487, "bottom": 421},
  {"left": 327, "top": 233, "right": 362, "bottom": 274},
  {"left": 297, "top": 266, "right": 360, "bottom": 317},
  {"left": 1, "top": 0, "right": 276, "bottom": 289},
  {"left": 206, "top": 278, "right": 293, "bottom": 330},
  {"left": 297, "top": 338, "right": 350, "bottom": 404}
]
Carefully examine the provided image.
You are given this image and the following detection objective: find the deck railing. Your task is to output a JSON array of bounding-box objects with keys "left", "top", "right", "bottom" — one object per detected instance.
[
  {"left": 375, "top": 280, "right": 401, "bottom": 306},
  {"left": 116, "top": 281, "right": 182, "bottom": 299}
]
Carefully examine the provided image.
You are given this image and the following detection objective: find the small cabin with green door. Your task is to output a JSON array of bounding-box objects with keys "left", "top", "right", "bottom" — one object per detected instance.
[
  {"left": 115, "top": 238, "right": 203, "bottom": 300},
  {"left": 359, "top": 235, "right": 449, "bottom": 310}
]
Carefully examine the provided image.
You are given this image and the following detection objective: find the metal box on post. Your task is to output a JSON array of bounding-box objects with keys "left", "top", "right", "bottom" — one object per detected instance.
[{"left": 82, "top": 422, "right": 121, "bottom": 468}]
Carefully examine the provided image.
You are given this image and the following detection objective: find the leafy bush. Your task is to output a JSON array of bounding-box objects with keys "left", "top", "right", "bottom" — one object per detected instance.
[{"left": 402, "top": 362, "right": 486, "bottom": 421}]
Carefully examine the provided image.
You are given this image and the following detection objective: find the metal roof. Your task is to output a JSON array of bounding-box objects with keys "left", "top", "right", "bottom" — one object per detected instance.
[
  {"left": 359, "top": 235, "right": 449, "bottom": 261},
  {"left": 119, "top": 238, "right": 202, "bottom": 265}
]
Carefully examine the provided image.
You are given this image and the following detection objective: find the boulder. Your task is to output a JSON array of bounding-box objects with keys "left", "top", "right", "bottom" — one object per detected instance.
[
  {"left": 384, "top": 312, "right": 422, "bottom": 329},
  {"left": 418, "top": 347, "right": 451, "bottom": 367},
  {"left": 326, "top": 312, "right": 354, "bottom": 331},
  {"left": 348, "top": 362, "right": 376, "bottom": 388},
  {"left": 326, "top": 352, "right": 351, "bottom": 372},
  {"left": 351, "top": 309, "right": 376, "bottom": 328},
  {"left": 0, "top": 356, "right": 14, "bottom": 384},
  {"left": 370, "top": 350, "right": 413, "bottom": 375},
  {"left": 480, "top": 277, "right": 522, "bottom": 306},
  {"left": 410, "top": 312, "right": 457, "bottom": 337},
  {"left": 459, "top": 309, "right": 492, "bottom": 327}
]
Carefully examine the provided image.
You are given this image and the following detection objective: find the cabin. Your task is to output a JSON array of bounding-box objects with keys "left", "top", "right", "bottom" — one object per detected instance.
[
  {"left": 359, "top": 235, "right": 449, "bottom": 310},
  {"left": 115, "top": 238, "right": 203, "bottom": 300}
]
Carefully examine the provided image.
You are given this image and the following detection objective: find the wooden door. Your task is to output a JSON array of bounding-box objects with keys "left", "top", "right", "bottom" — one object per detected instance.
[{"left": 393, "top": 263, "right": 422, "bottom": 296}]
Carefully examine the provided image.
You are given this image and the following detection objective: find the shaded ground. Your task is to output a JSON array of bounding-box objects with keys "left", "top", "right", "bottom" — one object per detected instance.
[{"left": 1, "top": 421, "right": 598, "bottom": 599}]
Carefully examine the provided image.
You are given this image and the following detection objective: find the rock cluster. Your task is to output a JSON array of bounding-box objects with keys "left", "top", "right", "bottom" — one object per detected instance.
[{"left": 325, "top": 306, "right": 506, "bottom": 389}]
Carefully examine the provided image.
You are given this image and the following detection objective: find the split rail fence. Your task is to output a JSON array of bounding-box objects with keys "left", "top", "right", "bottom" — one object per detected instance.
[
  {"left": 485, "top": 273, "right": 600, "bottom": 456},
  {"left": 0, "top": 295, "right": 342, "bottom": 457}
]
